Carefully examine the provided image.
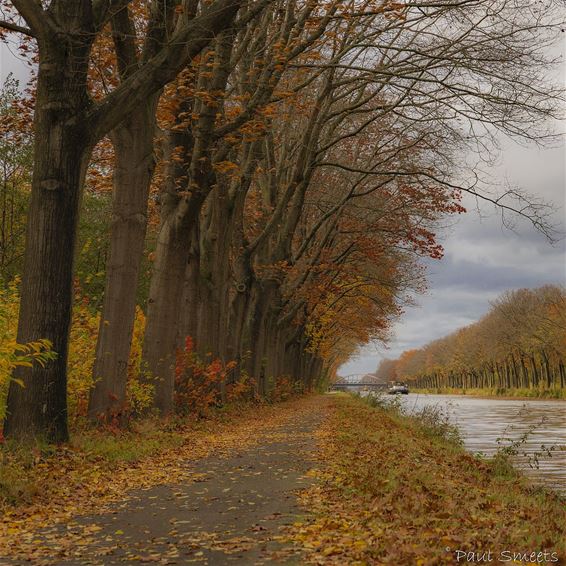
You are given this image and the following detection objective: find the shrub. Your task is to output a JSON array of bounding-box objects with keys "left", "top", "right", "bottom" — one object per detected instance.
[
  {"left": 1, "top": 281, "right": 151, "bottom": 427},
  {"left": 67, "top": 291, "right": 99, "bottom": 423},
  {"left": 273, "top": 375, "right": 294, "bottom": 401},
  {"left": 0, "top": 280, "right": 57, "bottom": 422},
  {"left": 125, "top": 307, "right": 153, "bottom": 416},
  {"left": 175, "top": 336, "right": 247, "bottom": 417}
]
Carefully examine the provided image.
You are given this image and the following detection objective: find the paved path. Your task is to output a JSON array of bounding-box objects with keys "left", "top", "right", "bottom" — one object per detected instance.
[{"left": 4, "top": 407, "right": 323, "bottom": 566}]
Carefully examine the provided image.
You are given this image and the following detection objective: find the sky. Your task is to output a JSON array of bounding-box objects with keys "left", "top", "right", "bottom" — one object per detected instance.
[
  {"left": 339, "top": 27, "right": 566, "bottom": 378},
  {"left": 340, "top": 138, "right": 566, "bottom": 377},
  {"left": 1, "top": 29, "right": 565, "bottom": 380},
  {"left": 0, "top": 37, "right": 28, "bottom": 83}
]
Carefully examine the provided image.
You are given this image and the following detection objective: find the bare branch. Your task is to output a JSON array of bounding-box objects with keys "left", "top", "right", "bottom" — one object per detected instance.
[
  {"left": 88, "top": 0, "right": 245, "bottom": 139},
  {"left": 11, "top": 0, "right": 54, "bottom": 38},
  {"left": 92, "top": 0, "right": 133, "bottom": 31},
  {"left": 0, "top": 18, "right": 34, "bottom": 37}
]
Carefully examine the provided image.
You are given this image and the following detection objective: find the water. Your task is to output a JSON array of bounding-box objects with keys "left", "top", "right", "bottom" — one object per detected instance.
[{"left": 389, "top": 394, "right": 565, "bottom": 493}]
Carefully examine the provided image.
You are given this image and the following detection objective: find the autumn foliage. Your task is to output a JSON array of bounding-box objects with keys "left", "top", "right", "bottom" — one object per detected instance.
[
  {"left": 174, "top": 336, "right": 246, "bottom": 417},
  {"left": 382, "top": 285, "right": 566, "bottom": 396},
  {"left": 290, "top": 395, "right": 566, "bottom": 563},
  {"left": 0, "top": 0, "right": 563, "bottom": 444}
]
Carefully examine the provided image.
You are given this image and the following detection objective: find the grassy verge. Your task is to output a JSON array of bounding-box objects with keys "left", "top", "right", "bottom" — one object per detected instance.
[
  {"left": 0, "top": 417, "right": 187, "bottom": 507},
  {"left": 289, "top": 393, "right": 565, "bottom": 564},
  {"left": 410, "top": 387, "right": 566, "bottom": 399}
]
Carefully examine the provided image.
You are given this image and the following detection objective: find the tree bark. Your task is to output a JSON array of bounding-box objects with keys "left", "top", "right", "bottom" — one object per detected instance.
[
  {"left": 141, "top": 201, "right": 196, "bottom": 415},
  {"left": 4, "top": 32, "right": 94, "bottom": 442},
  {"left": 88, "top": 101, "right": 158, "bottom": 422}
]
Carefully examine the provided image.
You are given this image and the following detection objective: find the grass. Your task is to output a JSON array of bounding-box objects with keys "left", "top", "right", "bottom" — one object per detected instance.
[
  {"left": 0, "top": 447, "right": 41, "bottom": 506},
  {"left": 288, "top": 393, "right": 566, "bottom": 564},
  {"left": 410, "top": 386, "right": 566, "bottom": 399},
  {"left": 0, "top": 417, "right": 185, "bottom": 507},
  {"left": 73, "top": 419, "right": 185, "bottom": 463}
]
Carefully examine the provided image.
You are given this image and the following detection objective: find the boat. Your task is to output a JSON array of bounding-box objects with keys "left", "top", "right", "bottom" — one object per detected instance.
[{"left": 388, "top": 382, "right": 409, "bottom": 395}]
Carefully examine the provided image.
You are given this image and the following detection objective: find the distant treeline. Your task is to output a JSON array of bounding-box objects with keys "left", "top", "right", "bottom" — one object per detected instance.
[{"left": 377, "top": 286, "right": 566, "bottom": 392}]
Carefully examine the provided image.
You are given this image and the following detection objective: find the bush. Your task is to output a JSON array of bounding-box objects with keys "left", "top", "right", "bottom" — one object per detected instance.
[
  {"left": 410, "top": 403, "right": 463, "bottom": 446},
  {"left": 175, "top": 336, "right": 251, "bottom": 417},
  {"left": 272, "top": 375, "right": 294, "bottom": 401},
  {"left": 0, "top": 280, "right": 56, "bottom": 422},
  {"left": 66, "top": 292, "right": 99, "bottom": 423},
  {"left": 1, "top": 281, "right": 151, "bottom": 427}
]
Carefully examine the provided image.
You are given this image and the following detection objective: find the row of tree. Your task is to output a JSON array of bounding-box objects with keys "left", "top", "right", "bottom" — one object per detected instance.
[
  {"left": 377, "top": 286, "right": 566, "bottom": 391},
  {"left": 0, "top": 0, "right": 562, "bottom": 442}
]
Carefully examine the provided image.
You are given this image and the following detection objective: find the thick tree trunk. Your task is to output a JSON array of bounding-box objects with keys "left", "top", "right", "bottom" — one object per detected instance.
[
  {"left": 197, "top": 187, "right": 233, "bottom": 360},
  {"left": 240, "top": 282, "right": 266, "bottom": 386},
  {"left": 142, "top": 210, "right": 193, "bottom": 414},
  {"left": 225, "top": 271, "right": 252, "bottom": 377},
  {"left": 88, "top": 102, "right": 158, "bottom": 422},
  {"left": 4, "top": 41, "right": 93, "bottom": 442},
  {"left": 178, "top": 222, "right": 201, "bottom": 348}
]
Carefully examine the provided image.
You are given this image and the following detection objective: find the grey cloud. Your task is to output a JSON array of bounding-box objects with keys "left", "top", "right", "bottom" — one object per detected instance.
[{"left": 340, "top": 136, "right": 565, "bottom": 377}]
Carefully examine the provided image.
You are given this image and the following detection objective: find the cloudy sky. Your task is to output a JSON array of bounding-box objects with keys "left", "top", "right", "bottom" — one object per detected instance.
[
  {"left": 339, "top": 25, "right": 566, "bottom": 378},
  {"left": 349, "top": 27, "right": 566, "bottom": 377},
  {"left": 340, "top": 138, "right": 566, "bottom": 377}
]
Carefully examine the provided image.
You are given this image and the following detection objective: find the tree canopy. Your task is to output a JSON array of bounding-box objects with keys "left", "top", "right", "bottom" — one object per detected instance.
[{"left": 0, "top": 0, "right": 563, "bottom": 441}]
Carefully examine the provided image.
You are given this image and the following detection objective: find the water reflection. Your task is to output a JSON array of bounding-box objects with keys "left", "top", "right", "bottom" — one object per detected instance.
[{"left": 394, "top": 394, "right": 565, "bottom": 492}]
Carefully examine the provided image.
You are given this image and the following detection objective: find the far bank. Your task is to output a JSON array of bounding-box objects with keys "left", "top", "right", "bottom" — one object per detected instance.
[{"left": 409, "top": 387, "right": 566, "bottom": 400}]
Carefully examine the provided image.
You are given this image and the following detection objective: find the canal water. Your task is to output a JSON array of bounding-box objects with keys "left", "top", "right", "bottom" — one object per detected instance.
[{"left": 388, "top": 394, "right": 565, "bottom": 493}]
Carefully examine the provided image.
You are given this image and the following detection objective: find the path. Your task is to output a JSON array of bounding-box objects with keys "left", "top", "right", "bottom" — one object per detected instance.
[{"left": 2, "top": 403, "right": 326, "bottom": 566}]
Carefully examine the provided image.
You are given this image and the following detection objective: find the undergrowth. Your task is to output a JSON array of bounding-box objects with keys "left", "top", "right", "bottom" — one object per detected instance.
[{"left": 362, "top": 391, "right": 463, "bottom": 447}]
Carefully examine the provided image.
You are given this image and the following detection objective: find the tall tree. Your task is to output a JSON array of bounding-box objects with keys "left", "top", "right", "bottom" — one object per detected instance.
[
  {"left": 1, "top": 0, "right": 246, "bottom": 442},
  {"left": 88, "top": 4, "right": 166, "bottom": 423}
]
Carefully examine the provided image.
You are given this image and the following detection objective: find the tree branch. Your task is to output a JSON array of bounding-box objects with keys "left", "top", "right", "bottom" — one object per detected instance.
[
  {"left": 0, "top": 19, "right": 34, "bottom": 37},
  {"left": 88, "top": 0, "right": 245, "bottom": 140},
  {"left": 92, "top": 0, "right": 133, "bottom": 31},
  {"left": 11, "top": 0, "right": 53, "bottom": 38}
]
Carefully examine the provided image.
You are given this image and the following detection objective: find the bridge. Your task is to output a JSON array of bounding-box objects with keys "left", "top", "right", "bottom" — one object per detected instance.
[{"left": 329, "top": 382, "right": 388, "bottom": 390}]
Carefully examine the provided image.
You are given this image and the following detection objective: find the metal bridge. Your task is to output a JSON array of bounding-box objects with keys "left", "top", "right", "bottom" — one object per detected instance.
[{"left": 330, "top": 382, "right": 388, "bottom": 390}]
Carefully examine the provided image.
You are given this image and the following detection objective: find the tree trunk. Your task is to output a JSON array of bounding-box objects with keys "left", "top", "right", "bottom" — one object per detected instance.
[
  {"left": 195, "top": 190, "right": 232, "bottom": 360},
  {"left": 225, "top": 267, "right": 252, "bottom": 377},
  {"left": 142, "top": 209, "right": 193, "bottom": 414},
  {"left": 4, "top": 40, "right": 93, "bottom": 442},
  {"left": 88, "top": 101, "right": 158, "bottom": 422},
  {"left": 240, "top": 281, "right": 267, "bottom": 387},
  {"left": 178, "top": 222, "right": 201, "bottom": 348}
]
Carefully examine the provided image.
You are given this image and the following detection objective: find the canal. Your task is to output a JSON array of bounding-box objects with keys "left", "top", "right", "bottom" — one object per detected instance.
[{"left": 395, "top": 394, "right": 565, "bottom": 493}]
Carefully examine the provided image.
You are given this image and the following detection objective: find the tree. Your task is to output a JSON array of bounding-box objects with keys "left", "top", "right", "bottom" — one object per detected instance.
[
  {"left": 0, "top": 0, "right": 562, "bottom": 438},
  {"left": 393, "top": 286, "right": 566, "bottom": 391},
  {"left": 141, "top": 0, "right": 344, "bottom": 410},
  {"left": 88, "top": 4, "right": 164, "bottom": 423},
  {"left": 153, "top": 0, "right": 562, "bottom": 403},
  {"left": 376, "top": 359, "right": 398, "bottom": 383},
  {"left": 1, "top": 0, "right": 247, "bottom": 442}
]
